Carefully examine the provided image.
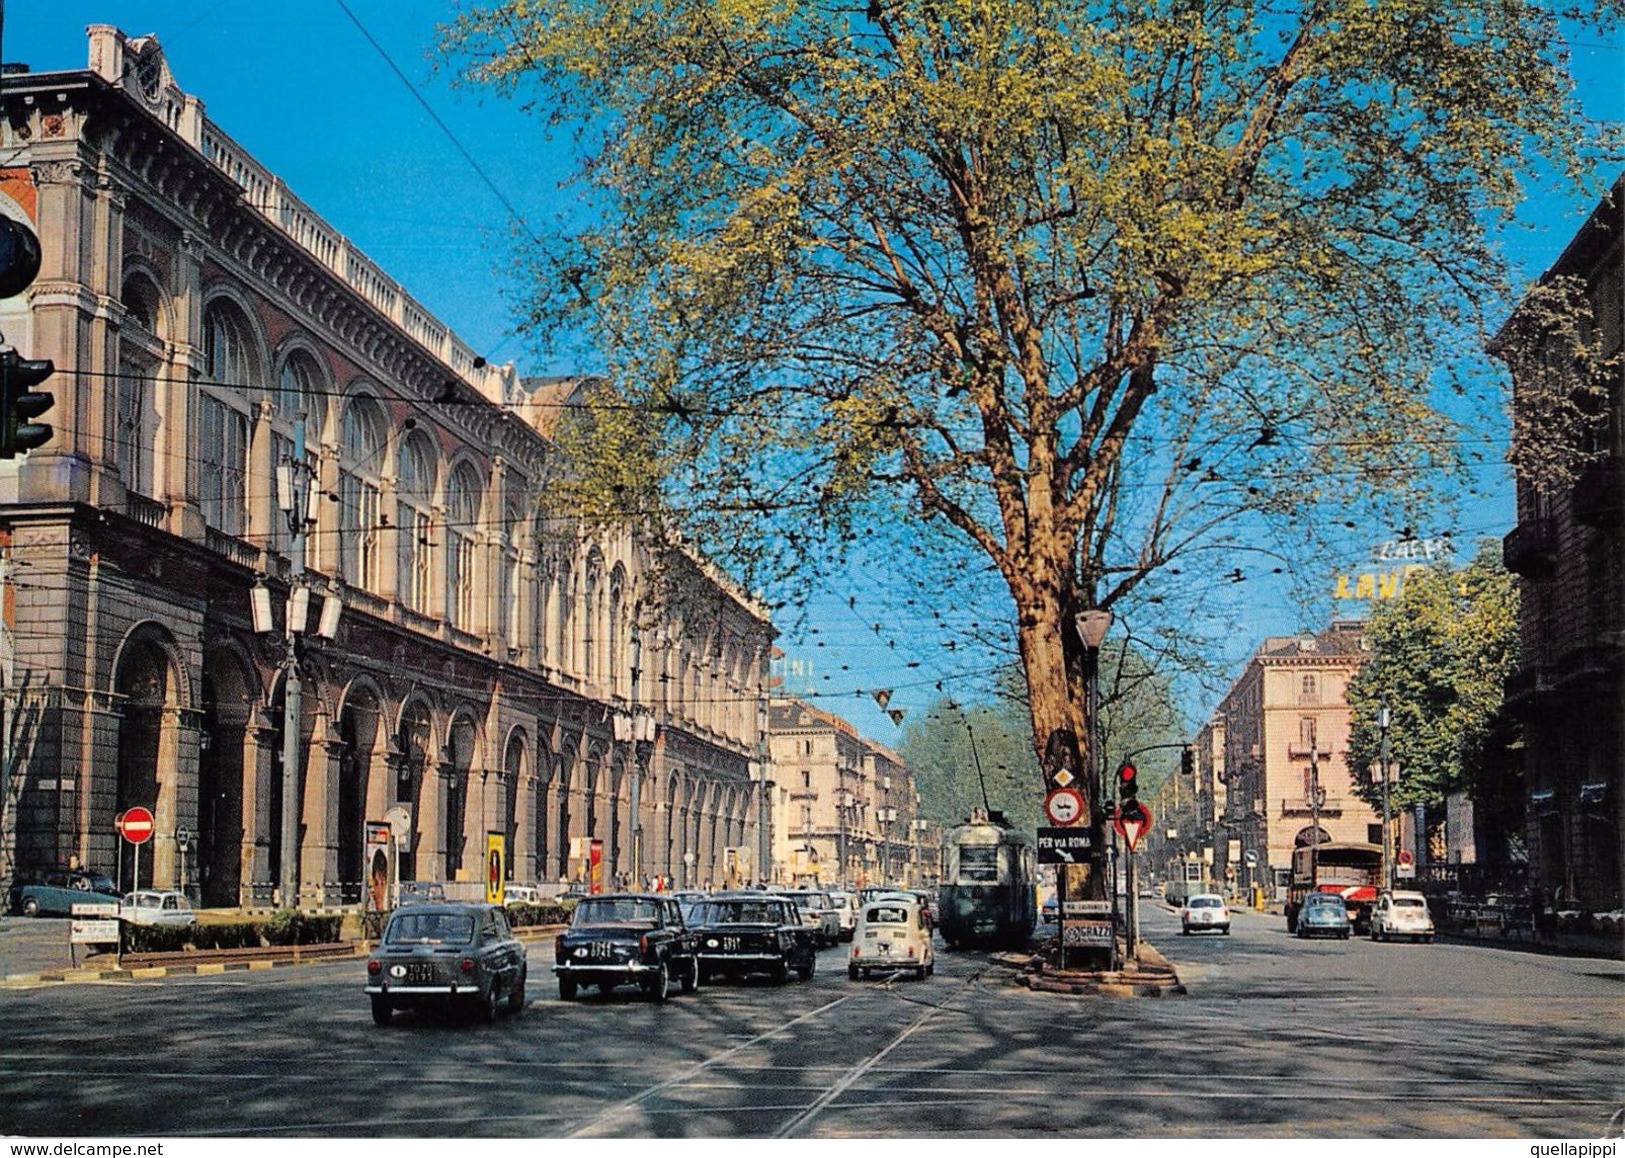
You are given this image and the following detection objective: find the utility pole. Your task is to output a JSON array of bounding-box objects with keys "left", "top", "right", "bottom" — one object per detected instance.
[{"left": 1308, "top": 736, "right": 1324, "bottom": 885}]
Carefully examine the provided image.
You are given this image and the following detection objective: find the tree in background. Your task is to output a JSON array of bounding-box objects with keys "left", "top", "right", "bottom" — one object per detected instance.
[
  {"left": 1344, "top": 543, "right": 1521, "bottom": 854},
  {"left": 905, "top": 648, "right": 1187, "bottom": 833},
  {"left": 447, "top": 2, "right": 1612, "bottom": 861}
]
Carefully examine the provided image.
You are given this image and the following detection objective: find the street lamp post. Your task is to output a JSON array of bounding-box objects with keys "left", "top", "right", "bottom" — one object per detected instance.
[
  {"left": 835, "top": 787, "right": 850, "bottom": 888},
  {"left": 1308, "top": 737, "right": 1324, "bottom": 884},
  {"left": 755, "top": 696, "right": 771, "bottom": 884},
  {"left": 615, "top": 623, "right": 656, "bottom": 889},
  {"left": 1378, "top": 703, "right": 1393, "bottom": 891},
  {"left": 878, "top": 807, "right": 896, "bottom": 882},
  {"left": 251, "top": 417, "right": 340, "bottom": 910}
]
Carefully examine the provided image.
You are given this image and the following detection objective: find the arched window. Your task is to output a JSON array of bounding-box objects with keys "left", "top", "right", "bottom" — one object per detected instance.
[
  {"left": 398, "top": 433, "right": 438, "bottom": 615},
  {"left": 199, "top": 300, "right": 258, "bottom": 536},
  {"left": 502, "top": 497, "right": 525, "bottom": 654},
  {"left": 444, "top": 462, "right": 483, "bottom": 631},
  {"left": 583, "top": 548, "right": 604, "bottom": 682},
  {"left": 608, "top": 564, "right": 627, "bottom": 698},
  {"left": 338, "top": 395, "right": 386, "bottom": 592},
  {"left": 115, "top": 273, "right": 163, "bottom": 497},
  {"left": 270, "top": 351, "right": 322, "bottom": 556}
]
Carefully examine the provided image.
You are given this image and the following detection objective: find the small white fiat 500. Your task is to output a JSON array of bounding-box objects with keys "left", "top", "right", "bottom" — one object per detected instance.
[{"left": 849, "top": 895, "right": 934, "bottom": 981}]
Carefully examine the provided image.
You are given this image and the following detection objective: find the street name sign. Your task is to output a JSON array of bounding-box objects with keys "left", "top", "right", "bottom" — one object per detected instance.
[
  {"left": 1043, "top": 787, "right": 1084, "bottom": 826},
  {"left": 1036, "top": 826, "right": 1098, "bottom": 864},
  {"left": 1062, "top": 900, "right": 1111, "bottom": 916},
  {"left": 116, "top": 806, "right": 155, "bottom": 845}
]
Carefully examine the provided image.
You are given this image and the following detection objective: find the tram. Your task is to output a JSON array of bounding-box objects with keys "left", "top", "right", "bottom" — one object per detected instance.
[{"left": 937, "top": 808, "right": 1037, "bottom": 949}]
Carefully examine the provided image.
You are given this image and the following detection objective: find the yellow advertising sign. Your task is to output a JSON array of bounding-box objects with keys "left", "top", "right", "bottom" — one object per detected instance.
[{"left": 486, "top": 832, "right": 506, "bottom": 904}]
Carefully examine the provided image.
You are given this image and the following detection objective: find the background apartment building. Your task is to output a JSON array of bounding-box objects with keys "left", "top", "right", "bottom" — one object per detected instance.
[
  {"left": 768, "top": 697, "right": 931, "bottom": 887},
  {"left": 1215, "top": 623, "right": 1383, "bottom": 898}
]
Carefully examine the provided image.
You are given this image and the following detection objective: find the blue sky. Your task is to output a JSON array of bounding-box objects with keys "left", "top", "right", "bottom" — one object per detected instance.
[{"left": 6, "top": 3, "right": 1621, "bottom": 744}]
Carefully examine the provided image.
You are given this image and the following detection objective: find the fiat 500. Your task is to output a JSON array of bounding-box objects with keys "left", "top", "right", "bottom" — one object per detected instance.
[{"left": 365, "top": 903, "right": 527, "bottom": 1025}]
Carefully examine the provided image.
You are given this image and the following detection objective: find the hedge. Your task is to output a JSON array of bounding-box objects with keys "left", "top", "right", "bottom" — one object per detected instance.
[{"left": 120, "top": 910, "right": 342, "bottom": 954}]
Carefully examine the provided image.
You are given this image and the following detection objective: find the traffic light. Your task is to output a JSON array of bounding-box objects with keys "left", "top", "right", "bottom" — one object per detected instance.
[
  {"left": 0, "top": 348, "right": 55, "bottom": 458},
  {"left": 1180, "top": 746, "right": 1195, "bottom": 777},
  {"left": 0, "top": 217, "right": 42, "bottom": 299},
  {"left": 1117, "top": 761, "right": 1141, "bottom": 820}
]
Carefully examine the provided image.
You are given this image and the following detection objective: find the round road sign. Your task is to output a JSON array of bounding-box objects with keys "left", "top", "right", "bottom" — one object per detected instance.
[
  {"left": 116, "top": 806, "right": 155, "bottom": 845},
  {"left": 1044, "top": 786, "right": 1085, "bottom": 826}
]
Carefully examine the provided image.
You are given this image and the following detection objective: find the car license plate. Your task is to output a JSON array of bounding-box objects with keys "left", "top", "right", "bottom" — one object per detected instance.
[{"left": 406, "top": 963, "right": 436, "bottom": 984}]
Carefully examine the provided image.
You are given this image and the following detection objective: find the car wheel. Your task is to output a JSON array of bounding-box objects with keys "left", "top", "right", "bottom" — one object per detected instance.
[
  {"left": 925, "top": 961, "right": 934, "bottom": 977},
  {"left": 644, "top": 961, "right": 670, "bottom": 1003},
  {"left": 1221, "top": 928, "right": 1230, "bottom": 936},
  {"left": 1181, "top": 925, "right": 1190, "bottom": 935},
  {"left": 770, "top": 959, "right": 790, "bottom": 985},
  {"left": 481, "top": 984, "right": 500, "bottom": 1023},
  {"left": 697, "top": 965, "right": 712, "bottom": 985},
  {"left": 21, "top": 897, "right": 40, "bottom": 918},
  {"left": 370, "top": 997, "right": 393, "bottom": 1027},
  {"left": 680, "top": 957, "right": 699, "bottom": 993},
  {"left": 558, "top": 976, "right": 577, "bottom": 1001},
  {"left": 508, "top": 967, "right": 527, "bottom": 1014},
  {"left": 1340, "top": 930, "right": 1350, "bottom": 940},
  {"left": 848, "top": 964, "right": 860, "bottom": 981},
  {"left": 797, "top": 952, "right": 816, "bottom": 981}
]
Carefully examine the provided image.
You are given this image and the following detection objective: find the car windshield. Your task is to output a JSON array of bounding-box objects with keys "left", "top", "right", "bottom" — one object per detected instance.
[
  {"left": 1393, "top": 897, "right": 1427, "bottom": 909},
  {"left": 574, "top": 898, "right": 662, "bottom": 925},
  {"left": 1306, "top": 894, "right": 1345, "bottom": 906},
  {"left": 385, "top": 912, "right": 476, "bottom": 945},
  {"left": 1189, "top": 897, "right": 1223, "bottom": 908},
  {"left": 694, "top": 900, "right": 782, "bottom": 925}
]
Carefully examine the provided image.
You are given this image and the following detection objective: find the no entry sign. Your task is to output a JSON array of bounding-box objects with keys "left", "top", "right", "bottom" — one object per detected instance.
[{"left": 116, "top": 806, "right": 155, "bottom": 845}]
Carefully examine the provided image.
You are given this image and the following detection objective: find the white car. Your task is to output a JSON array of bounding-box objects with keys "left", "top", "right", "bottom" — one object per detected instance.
[
  {"left": 503, "top": 884, "right": 541, "bottom": 907},
  {"left": 1370, "top": 890, "right": 1435, "bottom": 942},
  {"left": 849, "top": 895, "right": 934, "bottom": 981},
  {"left": 120, "top": 889, "right": 195, "bottom": 927},
  {"left": 1180, "top": 893, "right": 1230, "bottom": 935},
  {"left": 827, "top": 890, "right": 858, "bottom": 941}
]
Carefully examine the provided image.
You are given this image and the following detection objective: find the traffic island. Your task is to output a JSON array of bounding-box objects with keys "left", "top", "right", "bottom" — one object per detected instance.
[{"left": 1012, "top": 938, "right": 1186, "bottom": 997}]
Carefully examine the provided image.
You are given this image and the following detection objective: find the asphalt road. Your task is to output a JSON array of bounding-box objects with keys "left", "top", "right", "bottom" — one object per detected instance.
[{"left": 1, "top": 903, "right": 1619, "bottom": 1138}]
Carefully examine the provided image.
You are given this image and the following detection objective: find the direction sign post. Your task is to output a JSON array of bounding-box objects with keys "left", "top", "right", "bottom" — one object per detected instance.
[{"left": 1036, "top": 826, "right": 1099, "bottom": 865}]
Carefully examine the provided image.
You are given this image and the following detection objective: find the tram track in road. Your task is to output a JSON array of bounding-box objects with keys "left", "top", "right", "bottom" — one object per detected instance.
[{"left": 562, "top": 965, "right": 992, "bottom": 1137}]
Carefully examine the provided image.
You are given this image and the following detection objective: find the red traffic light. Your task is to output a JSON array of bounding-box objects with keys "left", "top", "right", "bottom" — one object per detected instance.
[{"left": 1117, "top": 763, "right": 1137, "bottom": 786}]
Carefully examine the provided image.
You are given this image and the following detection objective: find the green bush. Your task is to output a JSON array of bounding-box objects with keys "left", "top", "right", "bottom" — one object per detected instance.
[
  {"left": 121, "top": 924, "right": 193, "bottom": 953},
  {"left": 261, "top": 909, "right": 343, "bottom": 946},
  {"left": 504, "top": 901, "right": 572, "bottom": 928}
]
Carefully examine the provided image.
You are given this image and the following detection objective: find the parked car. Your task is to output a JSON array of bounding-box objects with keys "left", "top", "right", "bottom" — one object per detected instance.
[
  {"left": 395, "top": 881, "right": 447, "bottom": 907},
  {"left": 688, "top": 893, "right": 817, "bottom": 983},
  {"left": 1370, "top": 890, "right": 1435, "bottom": 943},
  {"left": 552, "top": 893, "right": 699, "bottom": 1002},
  {"left": 503, "top": 884, "right": 541, "bottom": 907},
  {"left": 1180, "top": 893, "right": 1231, "bottom": 935},
  {"left": 850, "top": 895, "right": 935, "bottom": 980},
  {"left": 8, "top": 868, "right": 121, "bottom": 917},
  {"left": 1295, "top": 890, "right": 1353, "bottom": 939},
  {"left": 365, "top": 902, "right": 527, "bottom": 1025},
  {"left": 120, "top": 889, "right": 195, "bottom": 927}
]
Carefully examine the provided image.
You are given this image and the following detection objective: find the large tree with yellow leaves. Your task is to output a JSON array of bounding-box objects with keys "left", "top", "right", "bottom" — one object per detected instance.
[{"left": 445, "top": 2, "right": 1613, "bottom": 866}]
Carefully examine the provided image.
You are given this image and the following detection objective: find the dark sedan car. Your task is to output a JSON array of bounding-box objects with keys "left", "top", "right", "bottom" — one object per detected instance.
[
  {"left": 365, "top": 903, "right": 528, "bottom": 1025},
  {"left": 689, "top": 893, "right": 817, "bottom": 984},
  {"left": 553, "top": 893, "right": 699, "bottom": 1002}
]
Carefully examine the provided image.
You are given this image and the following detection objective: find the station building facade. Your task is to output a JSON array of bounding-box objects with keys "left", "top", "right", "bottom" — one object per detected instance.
[{"left": 0, "top": 28, "right": 774, "bottom": 907}]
